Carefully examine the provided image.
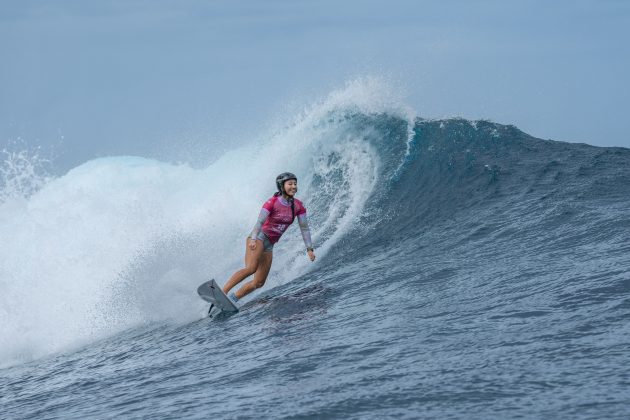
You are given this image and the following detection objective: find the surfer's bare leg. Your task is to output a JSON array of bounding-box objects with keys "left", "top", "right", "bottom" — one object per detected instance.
[
  {"left": 222, "top": 238, "right": 265, "bottom": 293},
  {"left": 235, "top": 251, "right": 273, "bottom": 298}
]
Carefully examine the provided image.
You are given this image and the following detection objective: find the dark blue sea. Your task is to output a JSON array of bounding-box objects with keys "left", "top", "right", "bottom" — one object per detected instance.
[{"left": 2, "top": 100, "right": 630, "bottom": 418}]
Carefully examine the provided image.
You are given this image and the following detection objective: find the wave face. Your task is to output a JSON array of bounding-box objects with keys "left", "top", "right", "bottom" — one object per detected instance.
[{"left": 2, "top": 81, "right": 630, "bottom": 418}]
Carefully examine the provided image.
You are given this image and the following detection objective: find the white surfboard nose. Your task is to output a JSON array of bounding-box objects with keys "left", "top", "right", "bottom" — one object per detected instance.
[{"left": 197, "top": 279, "right": 239, "bottom": 313}]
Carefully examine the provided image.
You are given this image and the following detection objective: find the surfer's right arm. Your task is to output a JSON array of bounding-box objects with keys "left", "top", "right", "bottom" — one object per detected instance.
[{"left": 249, "top": 208, "right": 270, "bottom": 250}]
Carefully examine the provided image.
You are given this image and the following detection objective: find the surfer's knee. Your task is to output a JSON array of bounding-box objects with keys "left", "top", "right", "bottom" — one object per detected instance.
[
  {"left": 253, "top": 278, "right": 267, "bottom": 289},
  {"left": 243, "top": 265, "right": 257, "bottom": 276}
]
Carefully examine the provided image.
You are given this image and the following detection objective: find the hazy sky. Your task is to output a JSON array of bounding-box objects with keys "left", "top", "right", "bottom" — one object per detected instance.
[{"left": 1, "top": 0, "right": 629, "bottom": 172}]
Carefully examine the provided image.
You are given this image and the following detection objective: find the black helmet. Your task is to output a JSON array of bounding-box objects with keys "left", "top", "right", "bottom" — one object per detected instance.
[{"left": 276, "top": 172, "right": 297, "bottom": 194}]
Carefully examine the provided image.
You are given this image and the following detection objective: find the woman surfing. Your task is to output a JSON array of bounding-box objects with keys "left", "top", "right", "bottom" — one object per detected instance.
[{"left": 222, "top": 172, "right": 316, "bottom": 302}]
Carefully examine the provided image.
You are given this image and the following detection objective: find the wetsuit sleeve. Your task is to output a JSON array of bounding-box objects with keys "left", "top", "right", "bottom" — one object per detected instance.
[
  {"left": 297, "top": 213, "right": 313, "bottom": 250},
  {"left": 250, "top": 208, "right": 270, "bottom": 240}
]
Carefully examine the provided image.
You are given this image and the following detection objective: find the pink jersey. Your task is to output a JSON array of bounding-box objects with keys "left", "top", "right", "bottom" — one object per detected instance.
[{"left": 261, "top": 195, "right": 307, "bottom": 243}]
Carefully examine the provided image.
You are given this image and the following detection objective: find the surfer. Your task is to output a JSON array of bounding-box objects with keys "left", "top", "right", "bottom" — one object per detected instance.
[{"left": 222, "top": 172, "right": 316, "bottom": 302}]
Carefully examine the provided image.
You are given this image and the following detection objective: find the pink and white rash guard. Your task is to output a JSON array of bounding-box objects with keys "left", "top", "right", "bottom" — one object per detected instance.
[{"left": 250, "top": 195, "right": 313, "bottom": 248}]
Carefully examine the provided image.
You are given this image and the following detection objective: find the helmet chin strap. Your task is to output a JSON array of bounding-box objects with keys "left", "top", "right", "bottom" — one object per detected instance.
[{"left": 282, "top": 190, "right": 294, "bottom": 201}]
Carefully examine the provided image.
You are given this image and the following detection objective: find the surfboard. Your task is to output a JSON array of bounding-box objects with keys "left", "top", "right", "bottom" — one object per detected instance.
[{"left": 197, "top": 279, "right": 239, "bottom": 316}]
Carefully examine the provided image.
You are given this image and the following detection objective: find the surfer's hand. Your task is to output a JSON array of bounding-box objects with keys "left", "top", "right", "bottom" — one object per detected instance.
[
  {"left": 307, "top": 249, "right": 316, "bottom": 261},
  {"left": 249, "top": 239, "right": 257, "bottom": 250}
]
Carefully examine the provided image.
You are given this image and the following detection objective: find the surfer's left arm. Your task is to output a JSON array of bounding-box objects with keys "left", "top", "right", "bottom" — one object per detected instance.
[{"left": 297, "top": 213, "right": 316, "bottom": 261}]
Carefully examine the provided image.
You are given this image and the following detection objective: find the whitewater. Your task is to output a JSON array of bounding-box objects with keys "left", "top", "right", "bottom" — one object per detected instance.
[{"left": 1, "top": 80, "right": 629, "bottom": 419}]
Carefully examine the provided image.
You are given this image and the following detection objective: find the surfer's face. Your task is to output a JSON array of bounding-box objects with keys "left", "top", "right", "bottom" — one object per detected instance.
[{"left": 283, "top": 180, "right": 297, "bottom": 197}]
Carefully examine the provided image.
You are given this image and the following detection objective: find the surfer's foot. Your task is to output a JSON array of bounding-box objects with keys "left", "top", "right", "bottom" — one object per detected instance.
[{"left": 228, "top": 291, "right": 239, "bottom": 303}]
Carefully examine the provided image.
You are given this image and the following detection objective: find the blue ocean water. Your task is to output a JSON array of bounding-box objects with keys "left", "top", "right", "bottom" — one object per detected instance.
[{"left": 1, "top": 93, "right": 630, "bottom": 418}]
